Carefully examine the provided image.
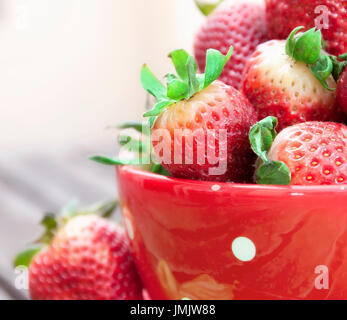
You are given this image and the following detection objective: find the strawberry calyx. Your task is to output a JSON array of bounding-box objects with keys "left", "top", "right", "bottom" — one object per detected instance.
[
  {"left": 90, "top": 121, "right": 169, "bottom": 175},
  {"left": 286, "top": 27, "right": 322, "bottom": 65},
  {"left": 141, "top": 46, "right": 233, "bottom": 118},
  {"left": 330, "top": 53, "right": 347, "bottom": 81},
  {"left": 194, "top": 0, "right": 225, "bottom": 16},
  {"left": 285, "top": 26, "right": 335, "bottom": 91},
  {"left": 249, "top": 116, "right": 291, "bottom": 185},
  {"left": 14, "top": 200, "right": 118, "bottom": 268}
]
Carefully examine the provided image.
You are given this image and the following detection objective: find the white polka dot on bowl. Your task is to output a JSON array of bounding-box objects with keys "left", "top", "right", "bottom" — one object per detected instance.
[
  {"left": 231, "top": 237, "right": 256, "bottom": 262},
  {"left": 211, "top": 184, "right": 221, "bottom": 191}
]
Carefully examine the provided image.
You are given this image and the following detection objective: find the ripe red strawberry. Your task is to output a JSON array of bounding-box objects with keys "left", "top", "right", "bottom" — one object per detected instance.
[
  {"left": 241, "top": 27, "right": 337, "bottom": 131},
  {"left": 194, "top": 0, "right": 268, "bottom": 89},
  {"left": 15, "top": 202, "right": 143, "bottom": 300},
  {"left": 337, "top": 66, "right": 347, "bottom": 118},
  {"left": 250, "top": 117, "right": 347, "bottom": 185},
  {"left": 141, "top": 47, "right": 257, "bottom": 182},
  {"left": 265, "top": 0, "right": 347, "bottom": 56}
]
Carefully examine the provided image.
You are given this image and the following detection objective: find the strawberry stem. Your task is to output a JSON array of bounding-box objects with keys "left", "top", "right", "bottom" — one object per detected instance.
[
  {"left": 285, "top": 26, "right": 337, "bottom": 91},
  {"left": 141, "top": 46, "right": 233, "bottom": 118},
  {"left": 286, "top": 27, "right": 322, "bottom": 65},
  {"left": 311, "top": 55, "right": 335, "bottom": 91},
  {"left": 329, "top": 53, "right": 347, "bottom": 81},
  {"left": 249, "top": 117, "right": 291, "bottom": 185}
]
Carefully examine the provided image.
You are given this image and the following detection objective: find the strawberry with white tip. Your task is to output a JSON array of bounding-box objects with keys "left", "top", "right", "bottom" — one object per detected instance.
[
  {"left": 141, "top": 47, "right": 257, "bottom": 182},
  {"left": 241, "top": 27, "right": 337, "bottom": 131}
]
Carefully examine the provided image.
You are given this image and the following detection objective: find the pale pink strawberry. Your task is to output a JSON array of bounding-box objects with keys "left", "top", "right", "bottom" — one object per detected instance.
[{"left": 194, "top": 0, "right": 268, "bottom": 89}]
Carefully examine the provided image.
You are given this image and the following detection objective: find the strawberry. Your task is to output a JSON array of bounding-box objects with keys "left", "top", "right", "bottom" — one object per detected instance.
[
  {"left": 336, "top": 56, "right": 347, "bottom": 118},
  {"left": 14, "top": 201, "right": 143, "bottom": 300},
  {"left": 241, "top": 27, "right": 337, "bottom": 131},
  {"left": 331, "top": 103, "right": 347, "bottom": 125},
  {"left": 250, "top": 116, "right": 347, "bottom": 185},
  {"left": 194, "top": 0, "right": 268, "bottom": 89},
  {"left": 265, "top": 0, "right": 347, "bottom": 56},
  {"left": 141, "top": 47, "right": 257, "bottom": 182}
]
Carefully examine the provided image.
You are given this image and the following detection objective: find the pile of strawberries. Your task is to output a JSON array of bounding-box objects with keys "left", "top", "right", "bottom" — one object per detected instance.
[
  {"left": 17, "top": 0, "right": 347, "bottom": 301},
  {"left": 142, "top": 0, "right": 347, "bottom": 187}
]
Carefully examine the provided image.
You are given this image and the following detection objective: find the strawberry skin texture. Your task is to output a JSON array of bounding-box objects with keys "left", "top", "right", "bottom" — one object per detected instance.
[
  {"left": 152, "top": 80, "right": 257, "bottom": 182},
  {"left": 29, "top": 215, "right": 143, "bottom": 300},
  {"left": 265, "top": 0, "right": 347, "bottom": 56},
  {"left": 194, "top": 0, "right": 268, "bottom": 89},
  {"left": 268, "top": 122, "right": 347, "bottom": 185},
  {"left": 337, "top": 68, "right": 347, "bottom": 118},
  {"left": 241, "top": 40, "right": 337, "bottom": 131}
]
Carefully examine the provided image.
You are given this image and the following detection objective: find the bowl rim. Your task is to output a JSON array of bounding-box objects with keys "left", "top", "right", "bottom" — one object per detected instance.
[{"left": 118, "top": 165, "right": 347, "bottom": 193}]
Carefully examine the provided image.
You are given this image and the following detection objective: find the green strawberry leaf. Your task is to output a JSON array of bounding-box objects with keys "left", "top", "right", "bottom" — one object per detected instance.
[
  {"left": 150, "top": 163, "right": 170, "bottom": 176},
  {"left": 293, "top": 28, "right": 322, "bottom": 64},
  {"left": 285, "top": 26, "right": 305, "bottom": 58},
  {"left": 169, "top": 50, "right": 190, "bottom": 80},
  {"left": 340, "top": 53, "right": 347, "bottom": 61},
  {"left": 118, "top": 134, "right": 145, "bottom": 153},
  {"left": 141, "top": 65, "right": 167, "bottom": 99},
  {"left": 77, "top": 200, "right": 119, "bottom": 219},
  {"left": 94, "top": 200, "right": 118, "bottom": 218},
  {"left": 143, "top": 99, "right": 175, "bottom": 117},
  {"left": 194, "top": 0, "right": 225, "bottom": 16},
  {"left": 186, "top": 56, "right": 201, "bottom": 98},
  {"left": 60, "top": 199, "right": 119, "bottom": 223},
  {"left": 148, "top": 116, "right": 156, "bottom": 128},
  {"left": 286, "top": 27, "right": 322, "bottom": 64},
  {"left": 256, "top": 161, "right": 292, "bottom": 185},
  {"left": 166, "top": 74, "right": 189, "bottom": 100},
  {"left": 203, "top": 46, "right": 233, "bottom": 88},
  {"left": 89, "top": 155, "right": 140, "bottom": 166},
  {"left": 330, "top": 55, "right": 347, "bottom": 81},
  {"left": 117, "top": 121, "right": 143, "bottom": 133},
  {"left": 312, "top": 55, "right": 333, "bottom": 80},
  {"left": 250, "top": 116, "right": 292, "bottom": 185},
  {"left": 249, "top": 116, "right": 278, "bottom": 163},
  {"left": 310, "top": 55, "right": 335, "bottom": 91},
  {"left": 14, "top": 245, "right": 45, "bottom": 268}
]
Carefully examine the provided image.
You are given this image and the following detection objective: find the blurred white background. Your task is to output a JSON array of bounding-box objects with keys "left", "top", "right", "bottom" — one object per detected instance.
[
  {"left": 0, "top": 0, "right": 204, "bottom": 151},
  {"left": 0, "top": 1, "right": 204, "bottom": 299}
]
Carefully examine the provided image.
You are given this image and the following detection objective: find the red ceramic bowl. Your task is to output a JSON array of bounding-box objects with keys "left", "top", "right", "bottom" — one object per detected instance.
[{"left": 117, "top": 165, "right": 347, "bottom": 300}]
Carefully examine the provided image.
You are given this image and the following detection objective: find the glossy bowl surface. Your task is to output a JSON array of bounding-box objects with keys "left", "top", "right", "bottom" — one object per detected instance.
[{"left": 117, "top": 165, "right": 347, "bottom": 300}]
